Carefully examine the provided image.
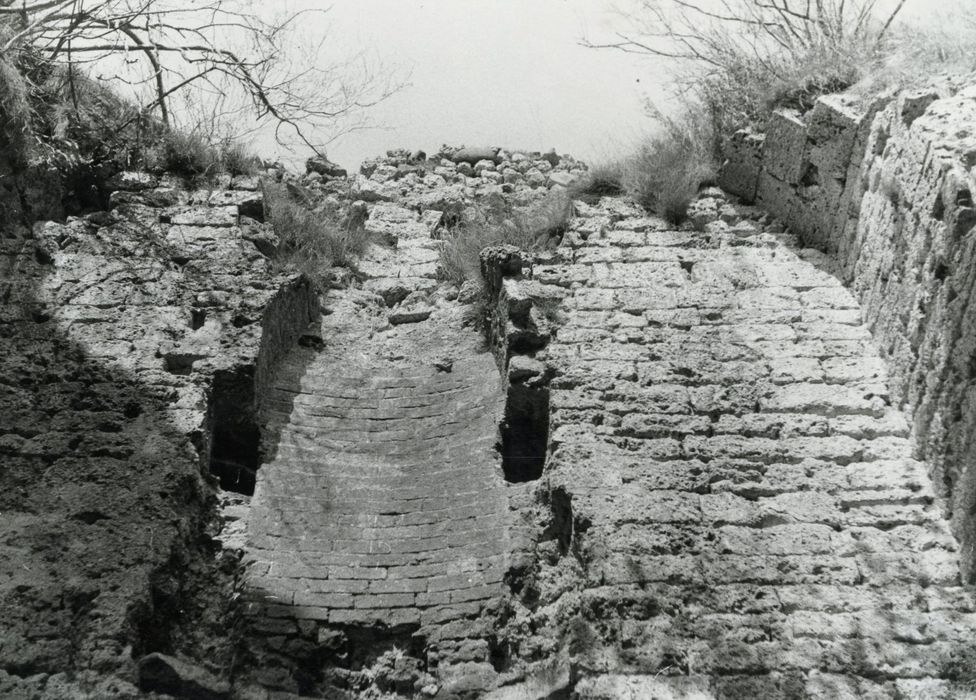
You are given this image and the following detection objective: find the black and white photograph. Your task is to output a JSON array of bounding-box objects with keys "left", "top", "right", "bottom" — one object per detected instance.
[{"left": 1, "top": 1, "right": 975, "bottom": 698}]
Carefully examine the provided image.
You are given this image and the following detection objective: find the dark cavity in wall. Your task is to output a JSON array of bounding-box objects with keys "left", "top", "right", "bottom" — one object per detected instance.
[
  {"left": 501, "top": 384, "right": 549, "bottom": 482},
  {"left": 209, "top": 365, "right": 261, "bottom": 495}
]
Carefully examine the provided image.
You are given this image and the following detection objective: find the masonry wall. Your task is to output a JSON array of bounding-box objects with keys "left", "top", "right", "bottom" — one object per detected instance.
[
  {"left": 0, "top": 168, "right": 318, "bottom": 697},
  {"left": 722, "top": 84, "right": 976, "bottom": 580}
]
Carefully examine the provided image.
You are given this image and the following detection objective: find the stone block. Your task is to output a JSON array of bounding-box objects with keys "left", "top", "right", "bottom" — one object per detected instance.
[
  {"left": 448, "top": 146, "right": 501, "bottom": 165},
  {"left": 719, "top": 128, "right": 765, "bottom": 202},
  {"left": 763, "top": 109, "right": 808, "bottom": 184},
  {"left": 293, "top": 591, "right": 354, "bottom": 608},
  {"left": 207, "top": 189, "right": 264, "bottom": 220},
  {"left": 166, "top": 205, "right": 239, "bottom": 227},
  {"left": 107, "top": 171, "right": 159, "bottom": 191},
  {"left": 575, "top": 674, "right": 713, "bottom": 700},
  {"left": 756, "top": 169, "right": 798, "bottom": 226}
]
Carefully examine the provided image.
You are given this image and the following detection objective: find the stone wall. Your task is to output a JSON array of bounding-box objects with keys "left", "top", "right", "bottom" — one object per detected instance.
[
  {"left": 0, "top": 170, "right": 317, "bottom": 697},
  {"left": 496, "top": 184, "right": 976, "bottom": 699},
  {"left": 721, "top": 84, "right": 976, "bottom": 580}
]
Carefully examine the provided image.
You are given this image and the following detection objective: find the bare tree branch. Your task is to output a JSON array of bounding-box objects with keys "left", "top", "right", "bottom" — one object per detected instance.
[{"left": 0, "top": 0, "right": 399, "bottom": 154}]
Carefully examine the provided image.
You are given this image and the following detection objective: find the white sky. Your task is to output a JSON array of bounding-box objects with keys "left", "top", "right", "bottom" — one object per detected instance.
[
  {"left": 247, "top": 0, "right": 957, "bottom": 169},
  {"left": 250, "top": 0, "right": 663, "bottom": 169},
  {"left": 112, "top": 0, "right": 962, "bottom": 171}
]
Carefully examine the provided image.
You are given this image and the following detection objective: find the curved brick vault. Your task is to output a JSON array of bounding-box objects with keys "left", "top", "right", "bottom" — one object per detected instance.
[{"left": 239, "top": 221, "right": 514, "bottom": 696}]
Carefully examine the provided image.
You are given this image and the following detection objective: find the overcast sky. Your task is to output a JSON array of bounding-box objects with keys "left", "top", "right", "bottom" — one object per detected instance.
[
  {"left": 147, "top": 0, "right": 963, "bottom": 170},
  {"left": 251, "top": 0, "right": 661, "bottom": 169}
]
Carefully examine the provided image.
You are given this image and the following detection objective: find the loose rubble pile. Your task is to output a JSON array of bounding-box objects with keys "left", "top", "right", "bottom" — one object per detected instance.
[{"left": 286, "top": 145, "right": 584, "bottom": 214}]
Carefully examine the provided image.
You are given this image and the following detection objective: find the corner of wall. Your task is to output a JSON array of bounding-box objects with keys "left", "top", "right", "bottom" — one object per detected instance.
[{"left": 724, "top": 83, "right": 976, "bottom": 580}]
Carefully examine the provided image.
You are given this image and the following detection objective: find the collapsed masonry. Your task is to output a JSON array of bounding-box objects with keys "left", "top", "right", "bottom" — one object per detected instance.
[{"left": 2, "top": 82, "right": 976, "bottom": 700}]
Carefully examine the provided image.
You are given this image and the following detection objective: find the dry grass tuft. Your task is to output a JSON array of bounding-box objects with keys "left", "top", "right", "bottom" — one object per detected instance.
[
  {"left": 566, "top": 107, "right": 716, "bottom": 226},
  {"left": 438, "top": 189, "right": 573, "bottom": 287},
  {"left": 264, "top": 181, "right": 370, "bottom": 287},
  {"left": 218, "top": 140, "right": 262, "bottom": 177},
  {"left": 568, "top": 161, "right": 626, "bottom": 203},
  {"left": 148, "top": 129, "right": 219, "bottom": 180},
  {"left": 622, "top": 106, "right": 717, "bottom": 225}
]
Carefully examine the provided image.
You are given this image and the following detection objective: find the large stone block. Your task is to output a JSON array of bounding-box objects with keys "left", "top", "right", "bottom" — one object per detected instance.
[
  {"left": 763, "top": 109, "right": 808, "bottom": 184},
  {"left": 719, "top": 128, "right": 765, "bottom": 203},
  {"left": 805, "top": 94, "right": 863, "bottom": 183},
  {"left": 756, "top": 170, "right": 798, "bottom": 226}
]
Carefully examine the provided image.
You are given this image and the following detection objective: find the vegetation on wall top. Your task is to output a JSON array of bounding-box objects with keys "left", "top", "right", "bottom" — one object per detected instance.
[{"left": 577, "top": 0, "right": 975, "bottom": 224}]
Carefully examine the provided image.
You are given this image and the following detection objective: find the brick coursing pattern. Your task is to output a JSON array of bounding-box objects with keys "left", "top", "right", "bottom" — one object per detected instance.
[{"left": 237, "top": 195, "right": 516, "bottom": 696}]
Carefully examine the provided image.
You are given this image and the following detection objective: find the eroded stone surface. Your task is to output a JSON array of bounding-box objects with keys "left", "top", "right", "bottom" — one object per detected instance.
[
  {"left": 0, "top": 174, "right": 317, "bottom": 698},
  {"left": 492, "top": 194, "right": 976, "bottom": 698},
  {"left": 726, "top": 83, "right": 976, "bottom": 584},
  {"left": 6, "top": 117, "right": 976, "bottom": 699}
]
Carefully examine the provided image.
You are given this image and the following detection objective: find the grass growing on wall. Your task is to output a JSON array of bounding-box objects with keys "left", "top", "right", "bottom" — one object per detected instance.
[
  {"left": 587, "top": 0, "right": 975, "bottom": 221},
  {"left": 146, "top": 132, "right": 262, "bottom": 180},
  {"left": 438, "top": 188, "right": 573, "bottom": 287},
  {"left": 263, "top": 181, "right": 370, "bottom": 288},
  {"left": 570, "top": 106, "right": 716, "bottom": 225}
]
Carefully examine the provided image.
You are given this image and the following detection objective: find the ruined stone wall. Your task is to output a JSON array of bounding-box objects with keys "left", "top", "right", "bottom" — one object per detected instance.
[
  {"left": 0, "top": 170, "right": 317, "bottom": 698},
  {"left": 722, "top": 84, "right": 976, "bottom": 581},
  {"left": 494, "top": 185, "right": 976, "bottom": 699}
]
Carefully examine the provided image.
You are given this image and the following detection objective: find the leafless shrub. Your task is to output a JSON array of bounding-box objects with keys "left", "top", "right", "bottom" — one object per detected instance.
[
  {"left": 0, "top": 1, "right": 399, "bottom": 155},
  {"left": 587, "top": 0, "right": 912, "bottom": 137}
]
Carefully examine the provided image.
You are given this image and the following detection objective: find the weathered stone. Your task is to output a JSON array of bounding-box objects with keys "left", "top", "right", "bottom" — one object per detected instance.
[
  {"left": 389, "top": 304, "right": 433, "bottom": 324},
  {"left": 137, "top": 653, "right": 231, "bottom": 699},
  {"left": 719, "top": 128, "right": 765, "bottom": 202},
  {"left": 305, "top": 154, "right": 347, "bottom": 178},
  {"left": 472, "top": 159, "right": 496, "bottom": 176},
  {"left": 351, "top": 174, "right": 398, "bottom": 202},
  {"left": 548, "top": 171, "right": 577, "bottom": 188},
  {"left": 763, "top": 109, "right": 808, "bottom": 184},
  {"left": 8, "top": 122, "right": 976, "bottom": 700},
  {"left": 106, "top": 170, "right": 158, "bottom": 191},
  {"left": 508, "top": 355, "right": 545, "bottom": 383},
  {"left": 448, "top": 146, "right": 500, "bottom": 165},
  {"left": 167, "top": 205, "right": 239, "bottom": 227}
]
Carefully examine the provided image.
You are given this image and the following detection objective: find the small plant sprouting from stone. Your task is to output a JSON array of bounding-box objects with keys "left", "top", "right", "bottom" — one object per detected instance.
[
  {"left": 531, "top": 295, "right": 566, "bottom": 325},
  {"left": 940, "top": 642, "right": 976, "bottom": 690}
]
